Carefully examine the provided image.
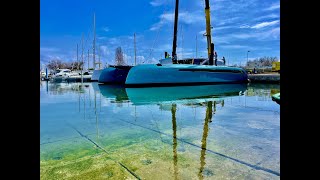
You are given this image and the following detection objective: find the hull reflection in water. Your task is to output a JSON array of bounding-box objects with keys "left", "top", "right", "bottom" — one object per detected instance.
[
  {"left": 98, "top": 83, "right": 247, "bottom": 105},
  {"left": 41, "top": 82, "right": 280, "bottom": 179},
  {"left": 127, "top": 84, "right": 247, "bottom": 105},
  {"left": 97, "top": 84, "right": 129, "bottom": 102}
]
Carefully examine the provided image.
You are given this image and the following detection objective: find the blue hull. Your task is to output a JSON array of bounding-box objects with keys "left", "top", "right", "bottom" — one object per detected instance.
[
  {"left": 98, "top": 66, "right": 132, "bottom": 84},
  {"left": 125, "top": 64, "right": 248, "bottom": 86}
]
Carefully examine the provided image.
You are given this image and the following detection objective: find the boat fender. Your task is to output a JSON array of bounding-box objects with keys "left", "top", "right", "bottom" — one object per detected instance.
[{"left": 156, "top": 63, "right": 162, "bottom": 66}]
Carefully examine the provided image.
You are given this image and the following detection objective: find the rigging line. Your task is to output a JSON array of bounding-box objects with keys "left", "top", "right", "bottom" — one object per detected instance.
[
  {"left": 83, "top": 22, "right": 94, "bottom": 53},
  {"left": 146, "top": 4, "right": 170, "bottom": 63},
  {"left": 77, "top": 21, "right": 93, "bottom": 54},
  {"left": 179, "top": 24, "right": 183, "bottom": 59}
]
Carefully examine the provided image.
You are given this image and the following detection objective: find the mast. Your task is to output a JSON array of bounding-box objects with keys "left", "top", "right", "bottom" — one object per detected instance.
[
  {"left": 196, "top": 35, "right": 198, "bottom": 58},
  {"left": 93, "top": 12, "right": 96, "bottom": 70},
  {"left": 134, "top": 33, "right": 137, "bottom": 66},
  {"left": 88, "top": 49, "right": 90, "bottom": 71},
  {"left": 98, "top": 45, "right": 101, "bottom": 69},
  {"left": 204, "top": 0, "right": 214, "bottom": 65},
  {"left": 81, "top": 33, "right": 84, "bottom": 83},
  {"left": 77, "top": 44, "right": 79, "bottom": 70},
  {"left": 172, "top": 0, "right": 179, "bottom": 64}
]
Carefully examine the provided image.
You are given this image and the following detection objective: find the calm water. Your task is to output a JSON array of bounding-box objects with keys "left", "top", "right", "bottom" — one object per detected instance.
[{"left": 40, "top": 81, "right": 280, "bottom": 179}]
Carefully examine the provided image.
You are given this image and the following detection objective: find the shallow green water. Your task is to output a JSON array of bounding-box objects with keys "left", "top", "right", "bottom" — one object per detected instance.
[{"left": 40, "top": 82, "right": 280, "bottom": 179}]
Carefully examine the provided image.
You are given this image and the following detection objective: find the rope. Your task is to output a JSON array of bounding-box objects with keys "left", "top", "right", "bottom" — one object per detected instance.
[{"left": 145, "top": 2, "right": 171, "bottom": 63}]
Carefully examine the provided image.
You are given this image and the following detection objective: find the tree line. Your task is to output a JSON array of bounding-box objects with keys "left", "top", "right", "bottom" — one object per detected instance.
[
  {"left": 246, "top": 56, "right": 279, "bottom": 67},
  {"left": 45, "top": 46, "right": 126, "bottom": 71},
  {"left": 46, "top": 59, "right": 84, "bottom": 71}
]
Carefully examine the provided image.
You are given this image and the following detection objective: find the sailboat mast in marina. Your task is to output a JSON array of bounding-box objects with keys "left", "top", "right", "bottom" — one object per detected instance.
[
  {"left": 93, "top": 12, "right": 96, "bottom": 70},
  {"left": 204, "top": 0, "right": 214, "bottom": 65},
  {"left": 124, "top": 0, "right": 249, "bottom": 86},
  {"left": 172, "top": 0, "right": 179, "bottom": 64}
]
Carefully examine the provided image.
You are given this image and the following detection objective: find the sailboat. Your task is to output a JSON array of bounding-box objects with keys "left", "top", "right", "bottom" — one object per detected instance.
[{"left": 125, "top": 0, "right": 248, "bottom": 86}]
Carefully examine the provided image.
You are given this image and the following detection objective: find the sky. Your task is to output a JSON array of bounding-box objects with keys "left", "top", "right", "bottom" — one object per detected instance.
[{"left": 40, "top": 0, "right": 280, "bottom": 69}]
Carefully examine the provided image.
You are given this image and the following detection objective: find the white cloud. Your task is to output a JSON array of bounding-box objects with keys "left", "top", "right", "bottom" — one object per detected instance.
[
  {"left": 160, "top": 12, "right": 203, "bottom": 24},
  {"left": 40, "top": 47, "right": 59, "bottom": 52},
  {"left": 239, "top": 24, "right": 250, "bottom": 29},
  {"left": 264, "top": 2, "right": 280, "bottom": 11},
  {"left": 231, "top": 33, "right": 254, "bottom": 39},
  {"left": 199, "top": 30, "right": 206, "bottom": 35},
  {"left": 150, "top": 11, "right": 203, "bottom": 31},
  {"left": 108, "top": 37, "right": 119, "bottom": 45},
  {"left": 220, "top": 45, "right": 252, "bottom": 49},
  {"left": 254, "top": 13, "right": 279, "bottom": 21},
  {"left": 215, "top": 17, "right": 241, "bottom": 26},
  {"left": 150, "top": 21, "right": 164, "bottom": 31},
  {"left": 102, "top": 27, "right": 110, "bottom": 32},
  {"left": 251, "top": 20, "right": 279, "bottom": 29},
  {"left": 212, "top": 36, "right": 231, "bottom": 44},
  {"left": 40, "top": 46, "right": 80, "bottom": 65},
  {"left": 230, "top": 27, "right": 280, "bottom": 40},
  {"left": 214, "top": 25, "right": 235, "bottom": 31},
  {"left": 97, "top": 36, "right": 107, "bottom": 40},
  {"left": 261, "top": 27, "right": 280, "bottom": 39},
  {"left": 199, "top": 27, "right": 232, "bottom": 35},
  {"left": 100, "top": 46, "right": 111, "bottom": 56},
  {"left": 150, "top": 0, "right": 170, "bottom": 7}
]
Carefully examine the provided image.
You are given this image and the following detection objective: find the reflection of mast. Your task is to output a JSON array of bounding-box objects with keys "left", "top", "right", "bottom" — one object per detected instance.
[
  {"left": 99, "top": 92, "right": 101, "bottom": 112},
  {"left": 171, "top": 104, "right": 178, "bottom": 180},
  {"left": 198, "top": 101, "right": 213, "bottom": 179},
  {"left": 213, "top": 101, "right": 216, "bottom": 116},
  {"left": 89, "top": 85, "right": 91, "bottom": 107},
  {"left": 88, "top": 49, "right": 90, "bottom": 71},
  {"left": 134, "top": 105, "right": 137, "bottom": 121},
  {"left": 78, "top": 84, "right": 80, "bottom": 112},
  {"left": 83, "top": 86, "right": 86, "bottom": 121},
  {"left": 46, "top": 81, "right": 48, "bottom": 94},
  {"left": 94, "top": 90, "right": 99, "bottom": 139},
  {"left": 171, "top": 0, "right": 179, "bottom": 63}
]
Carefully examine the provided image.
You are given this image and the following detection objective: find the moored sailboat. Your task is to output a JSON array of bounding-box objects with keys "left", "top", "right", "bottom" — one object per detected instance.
[{"left": 125, "top": 0, "right": 248, "bottom": 87}]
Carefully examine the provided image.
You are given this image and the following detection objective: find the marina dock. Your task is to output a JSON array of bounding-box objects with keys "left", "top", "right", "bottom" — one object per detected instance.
[{"left": 248, "top": 73, "right": 280, "bottom": 83}]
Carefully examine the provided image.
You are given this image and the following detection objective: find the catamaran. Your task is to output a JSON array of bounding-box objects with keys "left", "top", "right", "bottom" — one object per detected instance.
[
  {"left": 99, "top": 0, "right": 248, "bottom": 86},
  {"left": 125, "top": 0, "right": 248, "bottom": 86}
]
